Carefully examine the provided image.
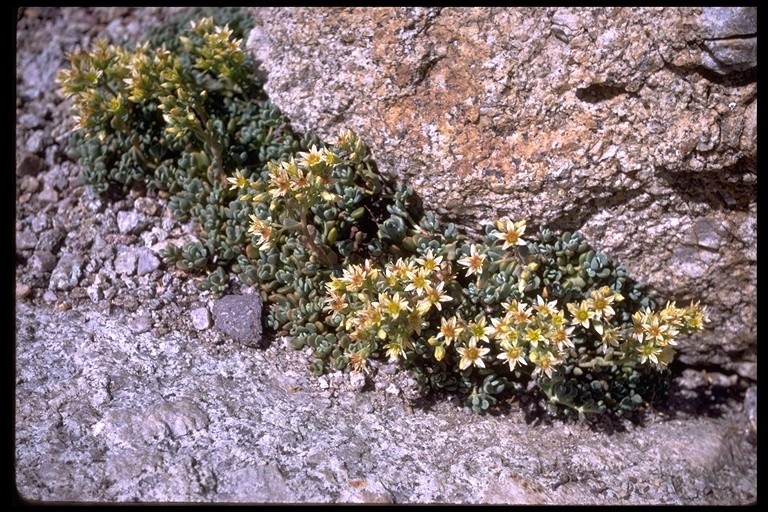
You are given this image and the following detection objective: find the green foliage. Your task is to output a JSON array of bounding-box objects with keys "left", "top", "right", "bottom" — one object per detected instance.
[{"left": 57, "top": 11, "right": 709, "bottom": 423}]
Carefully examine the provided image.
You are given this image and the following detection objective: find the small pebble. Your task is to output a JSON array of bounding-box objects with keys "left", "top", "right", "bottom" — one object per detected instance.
[
  {"left": 16, "top": 283, "right": 32, "bottom": 299},
  {"left": 190, "top": 307, "right": 212, "bottom": 330},
  {"left": 130, "top": 313, "right": 153, "bottom": 334}
]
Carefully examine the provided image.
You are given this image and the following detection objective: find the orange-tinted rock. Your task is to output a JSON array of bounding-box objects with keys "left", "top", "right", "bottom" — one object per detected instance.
[{"left": 247, "top": 7, "right": 756, "bottom": 377}]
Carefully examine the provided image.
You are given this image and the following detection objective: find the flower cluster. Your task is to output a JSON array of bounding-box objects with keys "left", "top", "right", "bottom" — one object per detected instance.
[
  {"left": 313, "top": 208, "right": 710, "bottom": 416},
  {"left": 181, "top": 17, "right": 248, "bottom": 83},
  {"left": 323, "top": 250, "right": 455, "bottom": 366},
  {"left": 56, "top": 38, "right": 134, "bottom": 135},
  {"left": 225, "top": 127, "right": 379, "bottom": 271},
  {"left": 57, "top": 14, "right": 256, "bottom": 189},
  {"left": 628, "top": 300, "right": 709, "bottom": 366},
  {"left": 323, "top": 247, "right": 706, "bottom": 385},
  {"left": 240, "top": 145, "right": 342, "bottom": 260}
]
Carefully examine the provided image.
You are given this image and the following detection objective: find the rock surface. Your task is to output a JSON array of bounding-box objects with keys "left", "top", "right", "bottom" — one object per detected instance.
[
  {"left": 15, "top": 7, "right": 756, "bottom": 505},
  {"left": 246, "top": 6, "right": 757, "bottom": 379},
  {"left": 13, "top": 301, "right": 759, "bottom": 504}
]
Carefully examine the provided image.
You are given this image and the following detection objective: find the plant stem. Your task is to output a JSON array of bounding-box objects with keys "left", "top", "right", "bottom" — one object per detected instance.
[
  {"left": 299, "top": 206, "right": 335, "bottom": 266},
  {"left": 130, "top": 136, "right": 157, "bottom": 170}
]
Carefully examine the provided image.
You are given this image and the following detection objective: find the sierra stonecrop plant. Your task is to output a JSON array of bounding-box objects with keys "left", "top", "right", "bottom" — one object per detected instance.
[{"left": 57, "top": 11, "right": 709, "bottom": 422}]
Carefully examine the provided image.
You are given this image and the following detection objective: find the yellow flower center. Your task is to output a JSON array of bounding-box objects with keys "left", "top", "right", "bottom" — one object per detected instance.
[{"left": 464, "top": 346, "right": 480, "bottom": 361}]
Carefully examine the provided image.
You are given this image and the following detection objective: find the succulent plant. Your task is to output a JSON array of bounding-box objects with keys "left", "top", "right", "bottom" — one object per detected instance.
[{"left": 57, "top": 10, "right": 709, "bottom": 423}]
